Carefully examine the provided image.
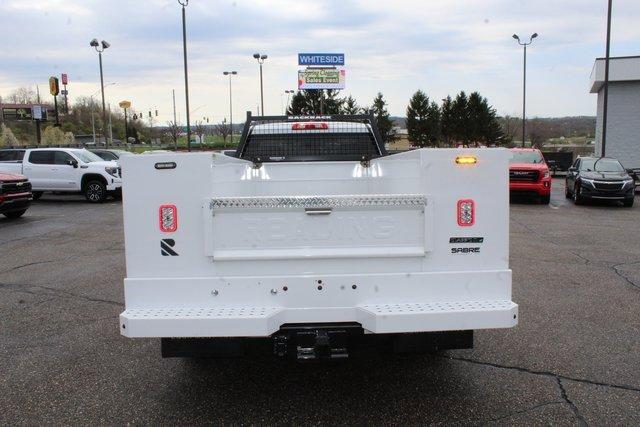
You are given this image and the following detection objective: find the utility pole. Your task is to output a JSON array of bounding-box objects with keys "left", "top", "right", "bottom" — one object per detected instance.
[
  {"left": 178, "top": 0, "right": 192, "bottom": 151},
  {"left": 601, "top": 0, "right": 613, "bottom": 158}
]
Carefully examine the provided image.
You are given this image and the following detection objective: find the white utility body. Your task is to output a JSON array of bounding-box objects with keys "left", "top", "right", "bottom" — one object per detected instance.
[{"left": 119, "top": 114, "right": 517, "bottom": 359}]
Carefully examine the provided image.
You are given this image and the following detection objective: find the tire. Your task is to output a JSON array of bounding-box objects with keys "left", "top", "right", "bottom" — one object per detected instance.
[
  {"left": 84, "top": 180, "right": 106, "bottom": 203},
  {"left": 573, "top": 184, "right": 583, "bottom": 205},
  {"left": 32, "top": 191, "right": 43, "bottom": 201},
  {"left": 3, "top": 209, "right": 27, "bottom": 219},
  {"left": 623, "top": 198, "right": 634, "bottom": 208},
  {"left": 540, "top": 194, "right": 550, "bottom": 205},
  {"left": 565, "top": 183, "right": 571, "bottom": 199}
]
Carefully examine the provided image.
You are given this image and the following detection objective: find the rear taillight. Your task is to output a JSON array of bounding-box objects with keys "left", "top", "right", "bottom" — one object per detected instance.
[
  {"left": 457, "top": 199, "right": 475, "bottom": 226},
  {"left": 292, "top": 122, "right": 329, "bottom": 130},
  {"left": 159, "top": 205, "right": 178, "bottom": 232}
]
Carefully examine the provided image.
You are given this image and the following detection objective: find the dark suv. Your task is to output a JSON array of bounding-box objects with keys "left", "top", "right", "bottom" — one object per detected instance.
[{"left": 565, "top": 157, "right": 635, "bottom": 207}]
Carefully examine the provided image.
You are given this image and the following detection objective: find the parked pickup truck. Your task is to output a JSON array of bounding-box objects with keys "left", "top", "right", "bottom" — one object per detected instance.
[
  {"left": 0, "top": 148, "right": 122, "bottom": 202},
  {"left": 0, "top": 172, "right": 32, "bottom": 218},
  {"left": 509, "top": 148, "right": 551, "bottom": 204},
  {"left": 119, "top": 113, "right": 517, "bottom": 360}
]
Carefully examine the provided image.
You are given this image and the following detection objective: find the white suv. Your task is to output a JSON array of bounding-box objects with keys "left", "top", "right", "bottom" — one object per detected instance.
[{"left": 0, "top": 148, "right": 122, "bottom": 203}]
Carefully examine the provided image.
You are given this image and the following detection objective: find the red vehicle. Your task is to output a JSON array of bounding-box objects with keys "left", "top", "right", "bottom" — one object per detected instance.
[
  {"left": 0, "top": 172, "right": 32, "bottom": 219},
  {"left": 508, "top": 148, "right": 551, "bottom": 204}
]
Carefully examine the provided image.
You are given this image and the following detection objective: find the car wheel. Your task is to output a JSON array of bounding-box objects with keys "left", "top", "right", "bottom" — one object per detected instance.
[
  {"left": 32, "top": 191, "right": 43, "bottom": 201},
  {"left": 3, "top": 209, "right": 28, "bottom": 219},
  {"left": 540, "top": 194, "right": 550, "bottom": 205},
  {"left": 623, "top": 198, "right": 634, "bottom": 208},
  {"left": 564, "top": 184, "right": 571, "bottom": 199},
  {"left": 573, "top": 184, "right": 583, "bottom": 205},
  {"left": 84, "top": 180, "right": 106, "bottom": 203}
]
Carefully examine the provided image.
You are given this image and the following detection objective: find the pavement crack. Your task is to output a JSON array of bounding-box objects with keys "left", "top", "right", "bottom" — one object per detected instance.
[
  {"left": 0, "top": 282, "right": 123, "bottom": 307},
  {"left": 442, "top": 354, "right": 640, "bottom": 393},
  {"left": 0, "top": 259, "right": 60, "bottom": 275},
  {"left": 556, "top": 377, "right": 588, "bottom": 426},
  {"left": 611, "top": 261, "right": 640, "bottom": 290}
]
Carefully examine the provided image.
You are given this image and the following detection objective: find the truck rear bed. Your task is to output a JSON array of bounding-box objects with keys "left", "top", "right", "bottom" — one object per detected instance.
[{"left": 119, "top": 148, "right": 517, "bottom": 340}]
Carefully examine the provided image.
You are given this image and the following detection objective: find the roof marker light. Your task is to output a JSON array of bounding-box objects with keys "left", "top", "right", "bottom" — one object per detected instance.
[
  {"left": 455, "top": 156, "right": 477, "bottom": 165},
  {"left": 457, "top": 199, "right": 475, "bottom": 227},
  {"left": 159, "top": 205, "right": 178, "bottom": 232}
]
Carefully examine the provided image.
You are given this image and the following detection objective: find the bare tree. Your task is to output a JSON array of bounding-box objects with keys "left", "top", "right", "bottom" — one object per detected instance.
[
  {"left": 527, "top": 119, "right": 550, "bottom": 149},
  {"left": 501, "top": 115, "right": 518, "bottom": 146},
  {"left": 8, "top": 87, "right": 37, "bottom": 104},
  {"left": 194, "top": 120, "right": 207, "bottom": 144},
  {"left": 213, "top": 119, "right": 231, "bottom": 147},
  {"left": 165, "top": 121, "right": 181, "bottom": 149}
]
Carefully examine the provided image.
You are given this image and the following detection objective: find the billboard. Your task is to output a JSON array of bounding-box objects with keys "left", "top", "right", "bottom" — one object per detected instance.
[
  {"left": 2, "top": 107, "right": 33, "bottom": 121},
  {"left": 298, "top": 53, "right": 345, "bottom": 66},
  {"left": 298, "top": 68, "right": 346, "bottom": 90}
]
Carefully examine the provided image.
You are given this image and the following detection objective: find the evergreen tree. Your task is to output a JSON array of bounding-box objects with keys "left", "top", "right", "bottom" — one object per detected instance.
[
  {"left": 406, "top": 90, "right": 440, "bottom": 147},
  {"left": 467, "top": 92, "right": 485, "bottom": 144},
  {"left": 440, "top": 96, "right": 454, "bottom": 146},
  {"left": 342, "top": 95, "right": 362, "bottom": 115},
  {"left": 287, "top": 91, "right": 307, "bottom": 115},
  {"left": 451, "top": 91, "right": 470, "bottom": 144},
  {"left": 371, "top": 92, "right": 397, "bottom": 144},
  {"left": 285, "top": 90, "right": 344, "bottom": 115}
]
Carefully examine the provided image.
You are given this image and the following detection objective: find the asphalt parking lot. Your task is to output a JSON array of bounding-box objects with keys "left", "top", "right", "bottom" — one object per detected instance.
[{"left": 1, "top": 178, "right": 639, "bottom": 425}]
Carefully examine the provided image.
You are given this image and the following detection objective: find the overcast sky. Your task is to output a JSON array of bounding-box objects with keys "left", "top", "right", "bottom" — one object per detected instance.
[{"left": 0, "top": 0, "right": 638, "bottom": 124}]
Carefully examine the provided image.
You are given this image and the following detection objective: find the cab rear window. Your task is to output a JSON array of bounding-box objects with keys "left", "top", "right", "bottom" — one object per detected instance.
[{"left": 0, "top": 150, "right": 25, "bottom": 162}]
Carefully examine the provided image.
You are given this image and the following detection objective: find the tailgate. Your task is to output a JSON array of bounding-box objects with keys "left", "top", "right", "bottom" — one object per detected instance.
[{"left": 203, "top": 194, "right": 432, "bottom": 260}]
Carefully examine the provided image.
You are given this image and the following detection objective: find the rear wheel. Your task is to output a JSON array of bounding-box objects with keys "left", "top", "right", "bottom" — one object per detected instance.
[
  {"left": 3, "top": 209, "right": 27, "bottom": 219},
  {"left": 32, "top": 191, "right": 43, "bottom": 201},
  {"left": 84, "top": 180, "right": 106, "bottom": 203},
  {"left": 564, "top": 183, "right": 571, "bottom": 199}
]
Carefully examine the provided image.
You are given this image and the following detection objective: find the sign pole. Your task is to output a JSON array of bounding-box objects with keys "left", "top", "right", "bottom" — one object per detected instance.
[
  {"left": 53, "top": 95, "right": 60, "bottom": 127},
  {"left": 35, "top": 120, "right": 41, "bottom": 145}
]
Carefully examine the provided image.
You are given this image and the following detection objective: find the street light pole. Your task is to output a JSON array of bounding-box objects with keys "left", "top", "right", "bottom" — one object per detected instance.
[
  {"left": 90, "top": 38, "right": 110, "bottom": 148},
  {"left": 223, "top": 71, "right": 237, "bottom": 143},
  {"left": 179, "top": 0, "right": 192, "bottom": 151},
  {"left": 253, "top": 53, "right": 268, "bottom": 115},
  {"left": 513, "top": 33, "right": 538, "bottom": 147},
  {"left": 601, "top": 0, "right": 613, "bottom": 158}
]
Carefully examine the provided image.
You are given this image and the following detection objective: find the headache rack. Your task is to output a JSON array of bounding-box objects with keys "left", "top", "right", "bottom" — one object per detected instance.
[{"left": 234, "top": 112, "right": 387, "bottom": 162}]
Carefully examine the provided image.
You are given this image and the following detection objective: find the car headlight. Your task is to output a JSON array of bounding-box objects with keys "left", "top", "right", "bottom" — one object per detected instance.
[
  {"left": 580, "top": 178, "right": 594, "bottom": 187},
  {"left": 542, "top": 170, "right": 550, "bottom": 178},
  {"left": 105, "top": 166, "right": 118, "bottom": 177},
  {"left": 623, "top": 177, "right": 635, "bottom": 187}
]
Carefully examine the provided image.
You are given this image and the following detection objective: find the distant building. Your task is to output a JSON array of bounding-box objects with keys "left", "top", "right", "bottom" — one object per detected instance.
[{"left": 590, "top": 56, "right": 640, "bottom": 168}]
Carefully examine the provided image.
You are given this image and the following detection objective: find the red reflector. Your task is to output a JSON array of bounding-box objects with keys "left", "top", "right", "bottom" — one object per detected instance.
[
  {"left": 292, "top": 122, "right": 329, "bottom": 130},
  {"left": 457, "top": 199, "right": 475, "bottom": 226},
  {"left": 159, "top": 205, "right": 178, "bottom": 232}
]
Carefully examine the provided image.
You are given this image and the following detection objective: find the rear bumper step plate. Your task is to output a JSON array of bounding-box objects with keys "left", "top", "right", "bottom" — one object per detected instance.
[{"left": 120, "top": 300, "right": 517, "bottom": 338}]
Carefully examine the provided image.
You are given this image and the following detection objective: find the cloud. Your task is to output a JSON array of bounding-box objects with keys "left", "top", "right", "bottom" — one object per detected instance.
[{"left": 1, "top": 0, "right": 639, "bottom": 120}]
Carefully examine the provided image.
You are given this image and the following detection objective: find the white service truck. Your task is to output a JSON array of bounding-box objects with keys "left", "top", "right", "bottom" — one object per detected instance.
[
  {"left": 119, "top": 113, "right": 517, "bottom": 360},
  {"left": 0, "top": 148, "right": 122, "bottom": 202}
]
